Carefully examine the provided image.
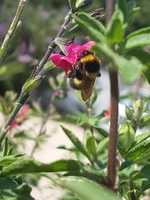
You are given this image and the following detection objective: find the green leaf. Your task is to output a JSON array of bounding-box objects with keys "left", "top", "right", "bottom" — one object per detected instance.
[
  {"left": 0, "top": 21, "right": 22, "bottom": 65},
  {"left": 86, "top": 136, "right": 97, "bottom": 158},
  {"left": 117, "top": 0, "right": 128, "bottom": 22},
  {"left": 0, "top": 177, "right": 34, "bottom": 200},
  {"left": 97, "top": 138, "right": 109, "bottom": 153},
  {"left": 58, "top": 176, "right": 121, "bottom": 200},
  {"left": 135, "top": 132, "right": 150, "bottom": 146},
  {"left": 1, "top": 158, "right": 80, "bottom": 176},
  {"left": 75, "top": 11, "right": 145, "bottom": 83},
  {"left": 113, "top": 55, "right": 144, "bottom": 83},
  {"left": 61, "top": 125, "right": 90, "bottom": 159},
  {"left": 74, "top": 12, "right": 106, "bottom": 42},
  {"left": 143, "top": 66, "right": 150, "bottom": 83},
  {"left": 141, "top": 165, "right": 150, "bottom": 191},
  {"left": 118, "top": 122, "right": 135, "bottom": 155},
  {"left": 0, "top": 155, "right": 23, "bottom": 167},
  {"left": 126, "top": 137, "right": 150, "bottom": 164},
  {"left": 94, "top": 127, "right": 108, "bottom": 137},
  {"left": 125, "top": 33, "right": 150, "bottom": 49},
  {"left": 106, "top": 9, "right": 125, "bottom": 44},
  {"left": 140, "top": 115, "right": 150, "bottom": 128},
  {"left": 127, "top": 26, "right": 150, "bottom": 39},
  {"left": 95, "top": 43, "right": 144, "bottom": 83},
  {"left": 126, "top": 49, "right": 150, "bottom": 83}
]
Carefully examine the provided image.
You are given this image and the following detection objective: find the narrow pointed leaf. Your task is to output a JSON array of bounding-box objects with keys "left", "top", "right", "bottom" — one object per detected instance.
[
  {"left": 1, "top": 158, "right": 80, "bottom": 176},
  {"left": 125, "top": 33, "right": 150, "bottom": 49},
  {"left": 86, "top": 136, "right": 97, "bottom": 158},
  {"left": 74, "top": 12, "right": 106, "bottom": 42},
  {"left": 58, "top": 176, "right": 121, "bottom": 200},
  {"left": 127, "top": 26, "right": 150, "bottom": 39},
  {"left": 61, "top": 125, "right": 89, "bottom": 159}
]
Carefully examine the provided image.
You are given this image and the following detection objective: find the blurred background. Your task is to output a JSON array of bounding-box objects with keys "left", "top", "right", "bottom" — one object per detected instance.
[{"left": 0, "top": 0, "right": 150, "bottom": 199}]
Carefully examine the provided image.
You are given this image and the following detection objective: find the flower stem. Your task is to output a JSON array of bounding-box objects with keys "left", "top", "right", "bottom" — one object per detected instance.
[
  {"left": 105, "top": 0, "right": 119, "bottom": 190},
  {"left": 0, "top": 10, "right": 72, "bottom": 145},
  {"left": 0, "top": 0, "right": 27, "bottom": 63}
]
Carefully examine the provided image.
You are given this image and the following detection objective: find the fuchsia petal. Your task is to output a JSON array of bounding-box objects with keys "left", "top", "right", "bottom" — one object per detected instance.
[
  {"left": 50, "top": 53, "right": 77, "bottom": 73},
  {"left": 65, "top": 43, "right": 83, "bottom": 55},
  {"left": 50, "top": 41, "right": 96, "bottom": 73},
  {"left": 50, "top": 53, "right": 63, "bottom": 67},
  {"left": 81, "top": 41, "right": 95, "bottom": 51},
  {"left": 65, "top": 41, "right": 95, "bottom": 55}
]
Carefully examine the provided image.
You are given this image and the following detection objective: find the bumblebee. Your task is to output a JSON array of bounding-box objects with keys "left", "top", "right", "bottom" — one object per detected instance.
[{"left": 69, "top": 51, "right": 101, "bottom": 101}]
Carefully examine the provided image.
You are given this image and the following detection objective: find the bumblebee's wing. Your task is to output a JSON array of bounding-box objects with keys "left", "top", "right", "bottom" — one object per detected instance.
[{"left": 81, "top": 74, "right": 96, "bottom": 101}]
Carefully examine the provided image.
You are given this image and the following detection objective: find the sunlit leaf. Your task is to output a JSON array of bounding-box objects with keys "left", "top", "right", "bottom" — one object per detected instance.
[
  {"left": 126, "top": 137, "right": 150, "bottom": 164},
  {"left": 61, "top": 125, "right": 90, "bottom": 159},
  {"left": 95, "top": 43, "right": 144, "bottom": 83},
  {"left": 127, "top": 26, "right": 150, "bottom": 39},
  {"left": 1, "top": 158, "right": 81, "bottom": 176},
  {"left": 125, "top": 33, "right": 150, "bottom": 49},
  {"left": 106, "top": 9, "right": 125, "bottom": 44},
  {"left": 118, "top": 122, "right": 135, "bottom": 155},
  {"left": 86, "top": 136, "right": 97, "bottom": 158},
  {"left": 58, "top": 176, "right": 121, "bottom": 200},
  {"left": 75, "top": 12, "right": 106, "bottom": 42}
]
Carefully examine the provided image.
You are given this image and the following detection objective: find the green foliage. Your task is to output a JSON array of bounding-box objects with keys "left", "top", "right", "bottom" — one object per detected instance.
[
  {"left": 0, "top": 0, "right": 149, "bottom": 199},
  {"left": 0, "top": 157, "right": 80, "bottom": 176},
  {"left": 117, "top": 0, "right": 128, "bottom": 22},
  {"left": 58, "top": 176, "right": 121, "bottom": 200},
  {"left": 106, "top": 9, "right": 125, "bottom": 44},
  {"left": 61, "top": 125, "right": 90, "bottom": 160},
  {"left": 74, "top": 3, "right": 150, "bottom": 83},
  {"left": 0, "top": 177, "right": 34, "bottom": 200},
  {"left": 75, "top": 12, "right": 147, "bottom": 83},
  {"left": 125, "top": 30, "right": 150, "bottom": 49},
  {"left": 118, "top": 122, "right": 135, "bottom": 155},
  {"left": 86, "top": 135, "right": 97, "bottom": 159}
]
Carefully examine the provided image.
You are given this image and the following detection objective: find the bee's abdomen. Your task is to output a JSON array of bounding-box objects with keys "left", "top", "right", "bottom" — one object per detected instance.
[
  {"left": 70, "top": 78, "right": 82, "bottom": 90},
  {"left": 85, "top": 61, "right": 100, "bottom": 73}
]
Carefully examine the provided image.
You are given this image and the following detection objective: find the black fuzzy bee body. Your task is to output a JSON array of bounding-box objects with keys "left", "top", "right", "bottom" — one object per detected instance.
[{"left": 69, "top": 51, "right": 101, "bottom": 101}]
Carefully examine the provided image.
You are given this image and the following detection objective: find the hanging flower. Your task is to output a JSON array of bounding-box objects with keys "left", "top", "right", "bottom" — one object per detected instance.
[
  {"left": 50, "top": 41, "right": 95, "bottom": 75},
  {"left": 10, "top": 104, "right": 30, "bottom": 129}
]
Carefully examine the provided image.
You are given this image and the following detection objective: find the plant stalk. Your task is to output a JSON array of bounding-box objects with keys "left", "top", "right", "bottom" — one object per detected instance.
[
  {"left": 0, "top": 10, "right": 72, "bottom": 145},
  {"left": 0, "top": 0, "right": 27, "bottom": 63},
  {"left": 105, "top": 0, "right": 119, "bottom": 189}
]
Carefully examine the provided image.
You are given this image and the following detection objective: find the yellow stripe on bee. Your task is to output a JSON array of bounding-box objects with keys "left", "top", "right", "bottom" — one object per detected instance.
[
  {"left": 80, "top": 54, "right": 95, "bottom": 63},
  {"left": 74, "top": 78, "right": 82, "bottom": 85}
]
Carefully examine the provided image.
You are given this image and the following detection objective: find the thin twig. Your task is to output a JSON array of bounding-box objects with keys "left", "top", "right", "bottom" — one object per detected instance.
[
  {"left": 0, "top": 10, "right": 72, "bottom": 145},
  {"left": 0, "top": 0, "right": 27, "bottom": 63},
  {"left": 30, "top": 106, "right": 51, "bottom": 157},
  {"left": 105, "top": 0, "right": 119, "bottom": 190}
]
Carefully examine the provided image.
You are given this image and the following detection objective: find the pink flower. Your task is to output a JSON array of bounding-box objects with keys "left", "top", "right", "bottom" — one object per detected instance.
[
  {"left": 104, "top": 107, "right": 111, "bottom": 118},
  {"left": 10, "top": 104, "right": 30, "bottom": 129},
  {"left": 50, "top": 41, "right": 95, "bottom": 74}
]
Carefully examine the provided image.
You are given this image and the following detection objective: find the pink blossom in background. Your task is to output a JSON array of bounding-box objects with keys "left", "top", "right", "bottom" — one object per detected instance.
[
  {"left": 50, "top": 41, "right": 95, "bottom": 74},
  {"left": 10, "top": 104, "right": 30, "bottom": 129},
  {"left": 104, "top": 107, "right": 111, "bottom": 118}
]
